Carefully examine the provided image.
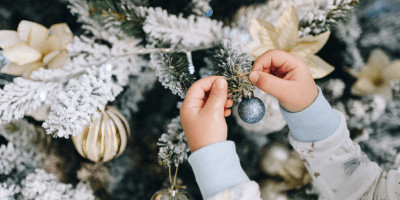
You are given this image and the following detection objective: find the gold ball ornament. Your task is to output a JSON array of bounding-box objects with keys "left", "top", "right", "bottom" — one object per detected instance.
[
  {"left": 259, "top": 180, "right": 289, "bottom": 200},
  {"left": 259, "top": 143, "right": 311, "bottom": 189},
  {"left": 151, "top": 188, "right": 190, "bottom": 200},
  {"left": 260, "top": 143, "right": 291, "bottom": 176},
  {"left": 72, "top": 106, "right": 130, "bottom": 162}
]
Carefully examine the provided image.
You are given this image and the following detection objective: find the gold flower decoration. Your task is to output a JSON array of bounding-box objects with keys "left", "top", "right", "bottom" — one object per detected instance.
[
  {"left": 0, "top": 20, "right": 73, "bottom": 77},
  {"left": 350, "top": 49, "right": 400, "bottom": 100},
  {"left": 248, "top": 6, "right": 334, "bottom": 79}
]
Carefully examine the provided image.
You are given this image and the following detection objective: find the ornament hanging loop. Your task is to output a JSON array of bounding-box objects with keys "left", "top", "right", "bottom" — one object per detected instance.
[{"left": 242, "top": 90, "right": 254, "bottom": 100}]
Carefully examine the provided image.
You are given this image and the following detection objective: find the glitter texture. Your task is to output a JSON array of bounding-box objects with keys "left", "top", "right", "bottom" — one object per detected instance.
[{"left": 238, "top": 97, "right": 266, "bottom": 124}]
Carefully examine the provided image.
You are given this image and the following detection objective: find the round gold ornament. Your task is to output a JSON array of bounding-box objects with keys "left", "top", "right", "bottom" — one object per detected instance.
[
  {"left": 151, "top": 188, "right": 190, "bottom": 200},
  {"left": 259, "top": 143, "right": 311, "bottom": 189},
  {"left": 72, "top": 106, "right": 130, "bottom": 162},
  {"left": 259, "top": 180, "right": 289, "bottom": 200}
]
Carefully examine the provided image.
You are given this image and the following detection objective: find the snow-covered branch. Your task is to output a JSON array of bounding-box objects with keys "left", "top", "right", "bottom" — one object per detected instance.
[
  {"left": 233, "top": 0, "right": 357, "bottom": 37},
  {"left": 150, "top": 52, "right": 195, "bottom": 98},
  {"left": 43, "top": 67, "right": 122, "bottom": 138},
  {"left": 0, "top": 78, "right": 61, "bottom": 124},
  {"left": 143, "top": 7, "right": 227, "bottom": 49},
  {"left": 158, "top": 116, "right": 190, "bottom": 168}
]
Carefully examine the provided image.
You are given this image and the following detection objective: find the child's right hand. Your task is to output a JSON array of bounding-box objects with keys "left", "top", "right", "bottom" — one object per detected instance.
[{"left": 249, "top": 50, "right": 318, "bottom": 113}]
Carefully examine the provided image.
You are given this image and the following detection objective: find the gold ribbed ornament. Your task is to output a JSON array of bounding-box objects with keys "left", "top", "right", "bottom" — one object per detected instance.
[
  {"left": 72, "top": 106, "right": 130, "bottom": 162},
  {"left": 151, "top": 188, "right": 190, "bottom": 200}
]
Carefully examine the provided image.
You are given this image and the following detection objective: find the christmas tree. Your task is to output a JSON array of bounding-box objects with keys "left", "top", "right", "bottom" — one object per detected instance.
[{"left": 0, "top": 0, "right": 399, "bottom": 199}]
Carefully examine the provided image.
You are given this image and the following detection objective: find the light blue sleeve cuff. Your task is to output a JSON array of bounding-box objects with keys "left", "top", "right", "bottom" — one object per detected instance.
[
  {"left": 280, "top": 87, "right": 340, "bottom": 142},
  {"left": 188, "top": 141, "right": 250, "bottom": 199}
]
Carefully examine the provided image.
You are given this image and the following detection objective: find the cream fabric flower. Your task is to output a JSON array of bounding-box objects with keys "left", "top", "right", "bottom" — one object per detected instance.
[
  {"left": 248, "top": 6, "right": 334, "bottom": 79},
  {"left": 350, "top": 49, "right": 400, "bottom": 100},
  {"left": 0, "top": 20, "right": 72, "bottom": 77}
]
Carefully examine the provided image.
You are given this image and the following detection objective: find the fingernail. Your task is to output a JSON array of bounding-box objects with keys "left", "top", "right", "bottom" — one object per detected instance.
[
  {"left": 249, "top": 72, "right": 259, "bottom": 84},
  {"left": 216, "top": 78, "right": 226, "bottom": 88}
]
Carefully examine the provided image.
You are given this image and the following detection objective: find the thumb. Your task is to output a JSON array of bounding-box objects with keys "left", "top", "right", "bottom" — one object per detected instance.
[
  {"left": 249, "top": 71, "right": 291, "bottom": 100},
  {"left": 204, "top": 78, "right": 228, "bottom": 111}
]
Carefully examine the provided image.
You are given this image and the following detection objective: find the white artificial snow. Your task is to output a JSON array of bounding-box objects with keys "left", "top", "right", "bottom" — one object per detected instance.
[
  {"left": 190, "top": 0, "right": 211, "bottom": 16},
  {"left": 0, "top": 0, "right": 153, "bottom": 137},
  {"left": 157, "top": 116, "right": 190, "bottom": 167},
  {"left": 336, "top": 15, "right": 364, "bottom": 70},
  {"left": 0, "top": 79, "right": 61, "bottom": 124},
  {"left": 143, "top": 7, "right": 226, "bottom": 49},
  {"left": 43, "top": 67, "right": 122, "bottom": 138},
  {"left": 0, "top": 120, "right": 96, "bottom": 199},
  {"left": 326, "top": 79, "right": 346, "bottom": 99},
  {"left": 233, "top": 0, "right": 356, "bottom": 37},
  {"left": 21, "top": 169, "right": 95, "bottom": 200}
]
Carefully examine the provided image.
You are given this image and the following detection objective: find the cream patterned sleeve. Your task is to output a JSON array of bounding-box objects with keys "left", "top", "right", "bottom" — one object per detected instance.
[{"left": 290, "top": 110, "right": 400, "bottom": 200}]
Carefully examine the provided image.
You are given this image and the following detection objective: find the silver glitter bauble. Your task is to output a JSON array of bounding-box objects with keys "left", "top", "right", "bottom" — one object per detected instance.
[
  {"left": 238, "top": 97, "right": 265, "bottom": 124},
  {"left": 151, "top": 188, "right": 190, "bottom": 200},
  {"left": 233, "top": 89, "right": 286, "bottom": 135}
]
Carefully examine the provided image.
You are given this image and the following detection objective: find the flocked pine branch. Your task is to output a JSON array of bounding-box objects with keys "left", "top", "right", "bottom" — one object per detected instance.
[
  {"left": 0, "top": 121, "right": 42, "bottom": 177},
  {"left": 43, "top": 67, "right": 123, "bottom": 138},
  {"left": 6, "top": 34, "right": 148, "bottom": 136},
  {"left": 143, "top": 7, "right": 226, "bottom": 49},
  {"left": 189, "top": 0, "right": 212, "bottom": 16},
  {"left": 30, "top": 35, "right": 145, "bottom": 85},
  {"left": 158, "top": 116, "right": 190, "bottom": 168},
  {"left": 0, "top": 78, "right": 61, "bottom": 124},
  {"left": 1, "top": 34, "right": 149, "bottom": 135},
  {"left": 360, "top": 10, "right": 400, "bottom": 52},
  {"left": 211, "top": 40, "right": 254, "bottom": 101},
  {"left": 0, "top": 120, "right": 95, "bottom": 199},
  {"left": 234, "top": 0, "right": 358, "bottom": 37},
  {"left": 300, "top": 0, "right": 359, "bottom": 36},
  {"left": 234, "top": 0, "right": 326, "bottom": 31},
  {"left": 19, "top": 14, "right": 149, "bottom": 136},
  {"left": 20, "top": 169, "right": 95, "bottom": 200},
  {"left": 150, "top": 52, "right": 196, "bottom": 98},
  {"left": 336, "top": 15, "right": 364, "bottom": 70},
  {"left": 70, "top": 0, "right": 148, "bottom": 38},
  {"left": 0, "top": 142, "right": 36, "bottom": 175}
]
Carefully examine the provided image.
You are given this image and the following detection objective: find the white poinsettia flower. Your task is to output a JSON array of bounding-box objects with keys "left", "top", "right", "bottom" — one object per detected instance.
[
  {"left": 350, "top": 49, "right": 400, "bottom": 100},
  {"left": 248, "top": 6, "right": 334, "bottom": 79},
  {"left": 0, "top": 20, "right": 73, "bottom": 77}
]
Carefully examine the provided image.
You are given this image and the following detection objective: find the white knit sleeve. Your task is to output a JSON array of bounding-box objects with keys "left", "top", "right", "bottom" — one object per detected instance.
[{"left": 207, "top": 181, "right": 261, "bottom": 200}]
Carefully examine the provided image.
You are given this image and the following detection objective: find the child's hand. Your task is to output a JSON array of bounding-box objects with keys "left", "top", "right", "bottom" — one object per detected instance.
[
  {"left": 180, "top": 76, "right": 233, "bottom": 152},
  {"left": 249, "top": 50, "right": 318, "bottom": 112}
]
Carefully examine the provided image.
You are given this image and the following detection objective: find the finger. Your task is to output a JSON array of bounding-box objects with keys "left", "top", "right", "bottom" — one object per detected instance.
[
  {"left": 248, "top": 71, "right": 294, "bottom": 101},
  {"left": 252, "top": 49, "right": 304, "bottom": 75},
  {"left": 183, "top": 76, "right": 225, "bottom": 110},
  {"left": 224, "top": 109, "right": 231, "bottom": 117},
  {"left": 224, "top": 99, "right": 233, "bottom": 108},
  {"left": 204, "top": 77, "right": 228, "bottom": 111}
]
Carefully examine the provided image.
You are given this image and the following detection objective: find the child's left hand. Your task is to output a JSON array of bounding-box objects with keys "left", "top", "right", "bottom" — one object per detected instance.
[{"left": 180, "top": 76, "right": 233, "bottom": 152}]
